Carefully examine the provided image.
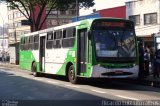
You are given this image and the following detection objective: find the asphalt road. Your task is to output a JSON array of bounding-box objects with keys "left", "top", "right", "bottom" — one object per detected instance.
[{"left": 0, "top": 67, "right": 160, "bottom": 106}]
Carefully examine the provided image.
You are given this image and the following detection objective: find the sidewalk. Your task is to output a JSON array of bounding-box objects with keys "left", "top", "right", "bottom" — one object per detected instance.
[
  {"left": 144, "top": 65, "right": 160, "bottom": 84},
  {"left": 0, "top": 62, "right": 19, "bottom": 69},
  {"left": 143, "top": 75, "right": 160, "bottom": 83}
]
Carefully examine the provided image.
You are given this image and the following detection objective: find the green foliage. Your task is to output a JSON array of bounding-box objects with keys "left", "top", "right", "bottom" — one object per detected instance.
[
  {"left": 0, "top": 0, "right": 95, "bottom": 31},
  {"left": 3, "top": 0, "right": 94, "bottom": 11}
]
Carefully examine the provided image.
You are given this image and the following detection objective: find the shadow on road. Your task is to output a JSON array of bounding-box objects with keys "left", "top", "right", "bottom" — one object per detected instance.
[
  {"left": 0, "top": 70, "right": 104, "bottom": 101},
  {"left": 1, "top": 69, "right": 143, "bottom": 106},
  {"left": 42, "top": 73, "right": 160, "bottom": 93}
]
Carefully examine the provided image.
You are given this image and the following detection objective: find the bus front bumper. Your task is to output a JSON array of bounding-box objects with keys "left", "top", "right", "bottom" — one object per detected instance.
[{"left": 90, "top": 65, "right": 139, "bottom": 78}]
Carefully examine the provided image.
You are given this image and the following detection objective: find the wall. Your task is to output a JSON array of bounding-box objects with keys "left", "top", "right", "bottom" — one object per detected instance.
[
  {"left": 72, "top": 6, "right": 126, "bottom": 22},
  {"left": 8, "top": 9, "right": 31, "bottom": 44},
  {"left": 126, "top": 0, "right": 160, "bottom": 37},
  {"left": 99, "top": 6, "right": 126, "bottom": 18}
]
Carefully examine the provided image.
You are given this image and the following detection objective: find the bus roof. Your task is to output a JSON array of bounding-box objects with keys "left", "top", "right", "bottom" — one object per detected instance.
[{"left": 24, "top": 17, "right": 127, "bottom": 37}]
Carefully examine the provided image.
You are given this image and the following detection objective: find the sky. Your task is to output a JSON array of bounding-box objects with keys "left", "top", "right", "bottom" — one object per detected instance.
[
  {"left": 80, "top": 0, "right": 131, "bottom": 15},
  {"left": 0, "top": 0, "right": 132, "bottom": 26}
]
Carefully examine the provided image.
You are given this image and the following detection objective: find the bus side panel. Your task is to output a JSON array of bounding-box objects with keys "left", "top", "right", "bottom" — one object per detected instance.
[
  {"left": 45, "top": 48, "right": 70, "bottom": 75},
  {"left": 20, "top": 50, "right": 39, "bottom": 71},
  {"left": 56, "top": 49, "right": 76, "bottom": 76},
  {"left": 20, "top": 50, "right": 31, "bottom": 70}
]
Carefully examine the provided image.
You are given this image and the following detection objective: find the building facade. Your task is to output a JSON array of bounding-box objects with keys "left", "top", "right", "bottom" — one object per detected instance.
[
  {"left": 126, "top": 0, "right": 160, "bottom": 46},
  {"left": 46, "top": 8, "right": 77, "bottom": 28},
  {"left": 0, "top": 25, "right": 8, "bottom": 53},
  {"left": 8, "top": 8, "right": 31, "bottom": 45},
  {"left": 0, "top": 35, "right": 8, "bottom": 53},
  {"left": 8, "top": 7, "right": 77, "bottom": 44},
  {"left": 99, "top": 6, "right": 126, "bottom": 18},
  {"left": 72, "top": 6, "right": 126, "bottom": 22}
]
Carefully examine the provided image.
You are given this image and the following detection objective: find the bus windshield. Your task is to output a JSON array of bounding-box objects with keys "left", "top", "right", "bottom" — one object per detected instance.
[{"left": 93, "top": 29, "right": 136, "bottom": 58}]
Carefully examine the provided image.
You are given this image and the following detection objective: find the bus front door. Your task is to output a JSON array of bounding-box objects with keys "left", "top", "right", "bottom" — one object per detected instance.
[
  {"left": 77, "top": 28, "right": 87, "bottom": 75},
  {"left": 39, "top": 36, "right": 46, "bottom": 72}
]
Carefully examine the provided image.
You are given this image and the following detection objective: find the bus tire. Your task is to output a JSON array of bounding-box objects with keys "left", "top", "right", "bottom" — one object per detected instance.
[
  {"left": 68, "top": 65, "right": 78, "bottom": 84},
  {"left": 32, "top": 62, "right": 40, "bottom": 77}
]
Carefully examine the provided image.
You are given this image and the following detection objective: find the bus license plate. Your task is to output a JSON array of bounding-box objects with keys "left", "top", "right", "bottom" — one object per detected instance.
[{"left": 115, "top": 71, "right": 123, "bottom": 74}]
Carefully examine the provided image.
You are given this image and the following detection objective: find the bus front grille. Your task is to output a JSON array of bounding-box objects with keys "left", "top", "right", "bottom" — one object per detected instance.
[{"left": 101, "top": 72, "right": 133, "bottom": 76}]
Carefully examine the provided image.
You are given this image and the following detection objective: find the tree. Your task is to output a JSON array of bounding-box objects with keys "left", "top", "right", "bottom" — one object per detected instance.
[{"left": 1, "top": 0, "right": 95, "bottom": 32}]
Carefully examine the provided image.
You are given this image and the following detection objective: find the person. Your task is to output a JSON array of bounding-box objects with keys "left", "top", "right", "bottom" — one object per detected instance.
[
  {"left": 144, "top": 48, "right": 150, "bottom": 77},
  {"left": 4, "top": 52, "right": 7, "bottom": 63},
  {"left": 138, "top": 42, "right": 145, "bottom": 79},
  {"left": 153, "top": 49, "right": 160, "bottom": 78},
  {"left": 149, "top": 47, "right": 155, "bottom": 74},
  {"left": 2, "top": 52, "right": 4, "bottom": 62}
]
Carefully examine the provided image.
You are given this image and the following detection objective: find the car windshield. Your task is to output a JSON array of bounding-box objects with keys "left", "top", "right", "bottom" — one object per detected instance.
[{"left": 93, "top": 30, "right": 136, "bottom": 58}]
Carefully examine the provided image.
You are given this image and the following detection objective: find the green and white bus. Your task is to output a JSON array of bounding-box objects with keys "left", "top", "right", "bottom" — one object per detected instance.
[{"left": 20, "top": 18, "right": 139, "bottom": 83}]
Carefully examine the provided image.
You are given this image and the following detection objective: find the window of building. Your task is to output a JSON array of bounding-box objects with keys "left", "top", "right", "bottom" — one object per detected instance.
[
  {"left": 69, "top": 10, "right": 76, "bottom": 15},
  {"left": 129, "top": 15, "right": 140, "bottom": 25},
  {"left": 62, "top": 19, "right": 69, "bottom": 24},
  {"left": 144, "top": 13, "right": 157, "bottom": 25},
  {"left": 14, "top": 12, "right": 18, "bottom": 18},
  {"left": 18, "top": 22, "right": 21, "bottom": 27},
  {"left": 60, "top": 10, "right": 66, "bottom": 15}
]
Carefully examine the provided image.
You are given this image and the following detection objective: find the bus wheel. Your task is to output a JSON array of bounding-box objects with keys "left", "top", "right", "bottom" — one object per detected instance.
[
  {"left": 32, "top": 62, "right": 39, "bottom": 77},
  {"left": 68, "top": 65, "right": 78, "bottom": 84}
]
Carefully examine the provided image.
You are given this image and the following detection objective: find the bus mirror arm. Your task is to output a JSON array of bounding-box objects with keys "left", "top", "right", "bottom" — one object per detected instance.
[{"left": 88, "top": 31, "right": 91, "bottom": 40}]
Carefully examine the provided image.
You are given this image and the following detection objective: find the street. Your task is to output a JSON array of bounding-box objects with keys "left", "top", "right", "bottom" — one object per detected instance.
[
  {"left": 0, "top": 66, "right": 160, "bottom": 103},
  {"left": 1, "top": 66, "right": 160, "bottom": 106}
]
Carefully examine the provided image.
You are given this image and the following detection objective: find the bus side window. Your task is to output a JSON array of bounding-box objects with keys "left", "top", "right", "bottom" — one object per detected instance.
[
  {"left": 24, "top": 37, "right": 28, "bottom": 51},
  {"left": 46, "top": 32, "right": 53, "bottom": 49},
  {"left": 62, "top": 27, "right": 75, "bottom": 48},
  {"left": 26, "top": 37, "right": 29, "bottom": 50},
  {"left": 53, "top": 30, "right": 62, "bottom": 48},
  {"left": 30, "top": 36, "right": 34, "bottom": 50},
  {"left": 63, "top": 30, "right": 66, "bottom": 38},
  {"left": 28, "top": 36, "right": 33, "bottom": 50},
  {"left": 53, "top": 32, "right": 56, "bottom": 48},
  {"left": 20, "top": 38, "right": 24, "bottom": 51},
  {"left": 34, "top": 35, "right": 39, "bottom": 50}
]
